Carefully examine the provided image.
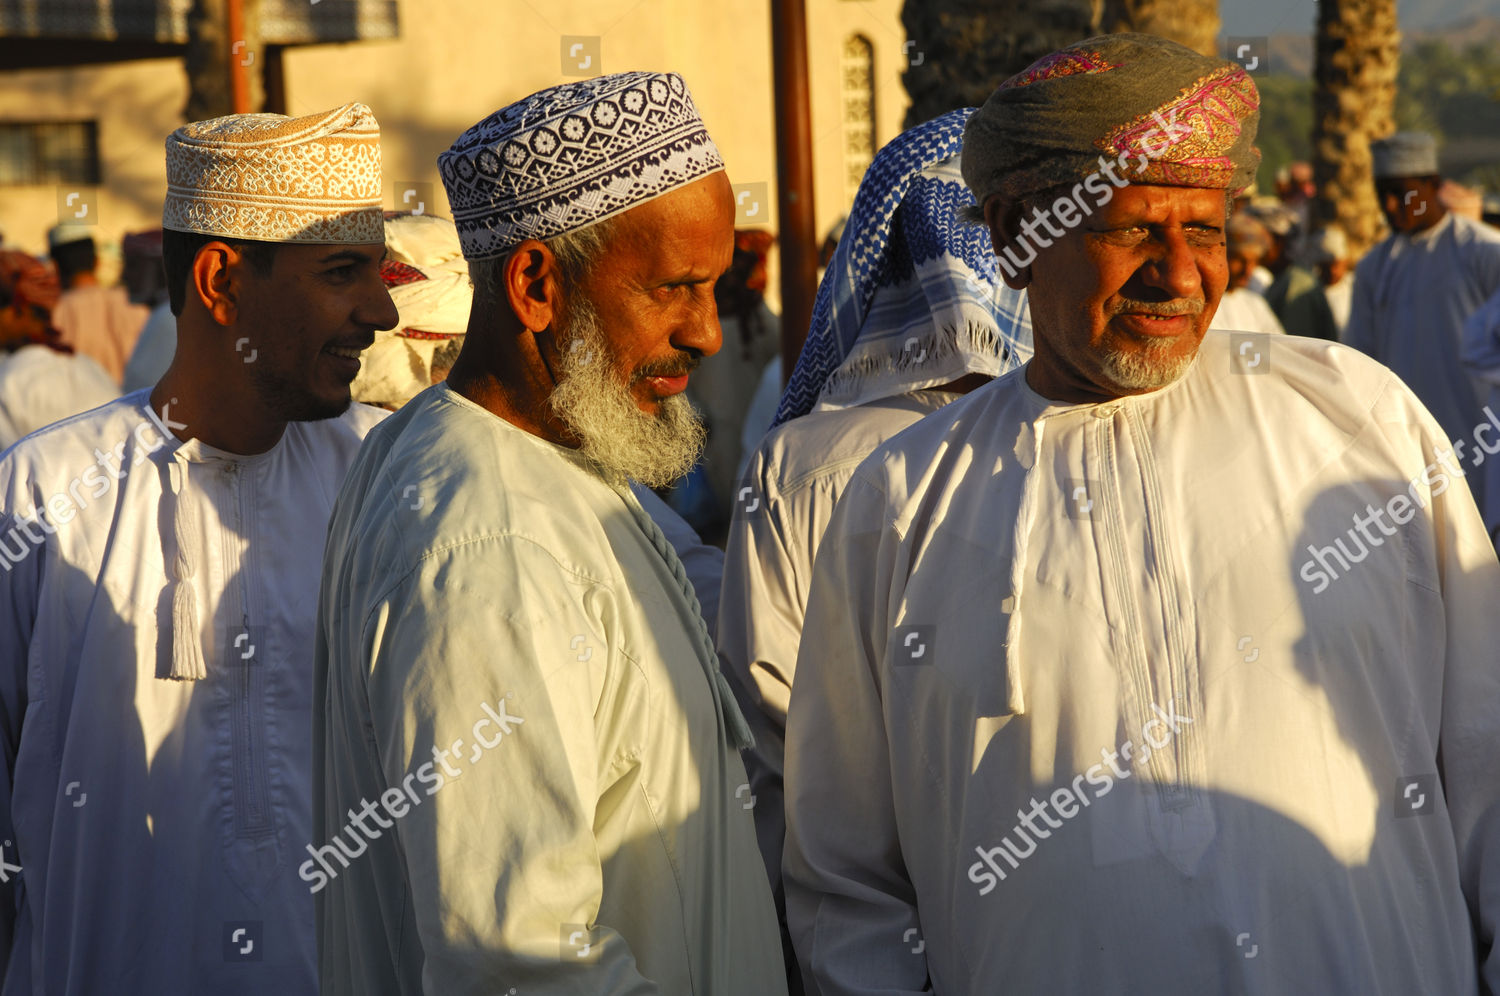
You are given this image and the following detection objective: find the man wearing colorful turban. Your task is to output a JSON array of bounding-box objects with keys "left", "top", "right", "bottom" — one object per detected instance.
[{"left": 785, "top": 34, "right": 1500, "bottom": 994}]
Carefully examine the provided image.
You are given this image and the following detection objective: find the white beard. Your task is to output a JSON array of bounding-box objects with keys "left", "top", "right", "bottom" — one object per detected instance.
[
  {"left": 1099, "top": 337, "right": 1196, "bottom": 390},
  {"left": 547, "top": 296, "right": 706, "bottom": 489}
]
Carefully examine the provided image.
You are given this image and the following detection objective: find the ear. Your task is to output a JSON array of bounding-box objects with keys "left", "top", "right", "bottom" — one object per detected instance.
[
  {"left": 503, "top": 240, "right": 562, "bottom": 335},
  {"left": 984, "top": 196, "right": 1032, "bottom": 291},
  {"left": 188, "top": 241, "right": 247, "bottom": 327}
]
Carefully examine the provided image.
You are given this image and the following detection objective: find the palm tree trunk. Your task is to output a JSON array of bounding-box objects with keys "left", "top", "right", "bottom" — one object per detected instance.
[
  {"left": 1100, "top": 0, "right": 1218, "bottom": 59},
  {"left": 1312, "top": 0, "right": 1398, "bottom": 255}
]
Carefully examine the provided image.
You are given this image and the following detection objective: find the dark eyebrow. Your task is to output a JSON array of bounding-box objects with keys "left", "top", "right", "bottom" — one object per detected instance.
[{"left": 317, "top": 248, "right": 381, "bottom": 266}]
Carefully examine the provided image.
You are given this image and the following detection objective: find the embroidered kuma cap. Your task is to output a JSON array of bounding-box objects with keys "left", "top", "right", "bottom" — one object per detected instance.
[
  {"left": 1371, "top": 132, "right": 1439, "bottom": 179},
  {"left": 162, "top": 102, "right": 384, "bottom": 244},
  {"left": 438, "top": 72, "right": 726, "bottom": 261}
]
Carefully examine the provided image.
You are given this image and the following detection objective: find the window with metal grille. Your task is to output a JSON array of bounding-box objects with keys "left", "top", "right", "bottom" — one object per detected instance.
[{"left": 0, "top": 121, "right": 100, "bottom": 186}]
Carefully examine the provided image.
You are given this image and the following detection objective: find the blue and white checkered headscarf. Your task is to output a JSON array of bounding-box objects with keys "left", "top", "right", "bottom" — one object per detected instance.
[{"left": 772, "top": 108, "right": 1032, "bottom": 427}]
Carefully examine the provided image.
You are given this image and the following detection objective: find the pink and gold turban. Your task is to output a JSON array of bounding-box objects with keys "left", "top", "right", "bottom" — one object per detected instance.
[{"left": 962, "top": 33, "right": 1261, "bottom": 208}]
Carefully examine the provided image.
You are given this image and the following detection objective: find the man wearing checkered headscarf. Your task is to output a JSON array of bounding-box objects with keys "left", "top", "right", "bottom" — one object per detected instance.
[
  {"left": 0, "top": 104, "right": 396, "bottom": 995},
  {"left": 786, "top": 34, "right": 1500, "bottom": 995},
  {"left": 314, "top": 73, "right": 785, "bottom": 996}
]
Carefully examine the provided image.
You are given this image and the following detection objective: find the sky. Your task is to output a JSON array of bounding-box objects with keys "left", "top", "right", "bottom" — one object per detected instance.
[{"left": 1219, "top": 0, "right": 1500, "bottom": 37}]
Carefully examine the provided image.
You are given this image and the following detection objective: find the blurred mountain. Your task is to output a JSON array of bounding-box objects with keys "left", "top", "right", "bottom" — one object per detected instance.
[
  {"left": 1222, "top": 0, "right": 1500, "bottom": 38},
  {"left": 1224, "top": 14, "right": 1500, "bottom": 78}
]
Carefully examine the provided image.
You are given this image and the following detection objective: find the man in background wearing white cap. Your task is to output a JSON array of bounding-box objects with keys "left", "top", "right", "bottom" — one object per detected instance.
[
  {"left": 0, "top": 102, "right": 395, "bottom": 994},
  {"left": 48, "top": 225, "right": 150, "bottom": 385},
  {"left": 314, "top": 72, "right": 784, "bottom": 995},
  {"left": 1346, "top": 132, "right": 1500, "bottom": 514}
]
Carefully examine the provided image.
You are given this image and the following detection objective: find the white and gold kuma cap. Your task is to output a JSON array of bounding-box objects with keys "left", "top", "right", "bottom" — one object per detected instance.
[{"left": 162, "top": 102, "right": 384, "bottom": 244}]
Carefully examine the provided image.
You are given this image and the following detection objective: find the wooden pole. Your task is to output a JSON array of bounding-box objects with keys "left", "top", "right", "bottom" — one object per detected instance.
[
  {"left": 771, "top": 0, "right": 817, "bottom": 385},
  {"left": 226, "top": 0, "right": 250, "bottom": 113}
]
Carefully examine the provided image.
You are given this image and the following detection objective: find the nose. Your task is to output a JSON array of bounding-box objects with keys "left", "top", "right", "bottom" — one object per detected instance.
[
  {"left": 1139, "top": 228, "right": 1203, "bottom": 301},
  {"left": 674, "top": 286, "right": 723, "bottom": 359},
  {"left": 363, "top": 275, "right": 400, "bottom": 332}
]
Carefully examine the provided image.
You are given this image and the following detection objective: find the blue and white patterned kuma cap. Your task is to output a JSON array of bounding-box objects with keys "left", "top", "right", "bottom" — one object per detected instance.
[{"left": 438, "top": 71, "right": 726, "bottom": 262}]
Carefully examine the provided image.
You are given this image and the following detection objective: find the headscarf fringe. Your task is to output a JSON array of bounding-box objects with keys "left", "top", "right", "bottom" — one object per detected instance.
[{"left": 819, "top": 319, "right": 1007, "bottom": 406}]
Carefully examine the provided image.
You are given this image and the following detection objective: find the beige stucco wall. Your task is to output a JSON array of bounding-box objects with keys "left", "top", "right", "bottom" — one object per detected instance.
[{"left": 0, "top": 0, "right": 909, "bottom": 305}]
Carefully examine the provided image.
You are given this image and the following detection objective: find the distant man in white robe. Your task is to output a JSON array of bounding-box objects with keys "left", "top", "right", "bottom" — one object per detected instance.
[
  {"left": 1209, "top": 212, "right": 1285, "bottom": 335},
  {"left": 47, "top": 225, "right": 149, "bottom": 386},
  {"left": 314, "top": 72, "right": 785, "bottom": 996},
  {"left": 1346, "top": 131, "right": 1500, "bottom": 513},
  {"left": 784, "top": 34, "right": 1500, "bottom": 995},
  {"left": 717, "top": 107, "right": 1032, "bottom": 987},
  {"left": 0, "top": 103, "right": 396, "bottom": 994},
  {"left": 0, "top": 249, "right": 117, "bottom": 449},
  {"left": 1462, "top": 288, "right": 1500, "bottom": 543}
]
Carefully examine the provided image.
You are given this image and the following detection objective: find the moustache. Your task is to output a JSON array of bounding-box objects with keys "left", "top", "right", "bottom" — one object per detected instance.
[
  {"left": 631, "top": 354, "right": 701, "bottom": 382},
  {"left": 1109, "top": 298, "right": 1204, "bottom": 318}
]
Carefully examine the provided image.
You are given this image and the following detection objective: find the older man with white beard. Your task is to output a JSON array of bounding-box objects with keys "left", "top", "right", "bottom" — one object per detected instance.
[
  {"left": 784, "top": 34, "right": 1500, "bottom": 995},
  {"left": 312, "top": 73, "right": 785, "bottom": 996}
]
